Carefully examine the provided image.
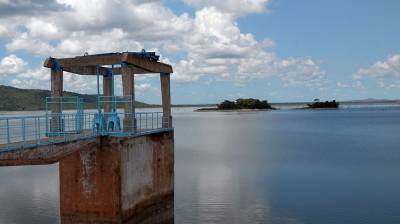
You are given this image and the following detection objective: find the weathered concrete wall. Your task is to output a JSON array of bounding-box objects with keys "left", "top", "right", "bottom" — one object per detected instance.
[
  {"left": 59, "top": 130, "right": 174, "bottom": 223},
  {"left": 120, "top": 132, "right": 174, "bottom": 223},
  {"left": 60, "top": 137, "right": 122, "bottom": 223},
  {"left": 0, "top": 138, "right": 98, "bottom": 166}
]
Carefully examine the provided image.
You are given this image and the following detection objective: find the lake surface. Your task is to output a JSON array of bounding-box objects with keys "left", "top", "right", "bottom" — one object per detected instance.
[{"left": 1, "top": 106, "right": 400, "bottom": 223}]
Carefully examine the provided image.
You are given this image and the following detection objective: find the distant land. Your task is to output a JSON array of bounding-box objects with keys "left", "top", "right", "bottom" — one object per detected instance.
[
  {"left": 343, "top": 98, "right": 400, "bottom": 104},
  {"left": 0, "top": 85, "right": 213, "bottom": 111},
  {"left": 270, "top": 98, "right": 400, "bottom": 108},
  {"left": 0, "top": 85, "right": 153, "bottom": 111},
  {"left": 195, "top": 98, "right": 275, "bottom": 111},
  {"left": 0, "top": 85, "right": 399, "bottom": 111}
]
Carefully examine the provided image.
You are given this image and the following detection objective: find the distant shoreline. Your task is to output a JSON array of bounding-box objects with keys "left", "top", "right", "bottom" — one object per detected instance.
[
  {"left": 194, "top": 107, "right": 277, "bottom": 112},
  {"left": 270, "top": 100, "right": 400, "bottom": 107},
  {"left": 194, "top": 102, "right": 400, "bottom": 112}
]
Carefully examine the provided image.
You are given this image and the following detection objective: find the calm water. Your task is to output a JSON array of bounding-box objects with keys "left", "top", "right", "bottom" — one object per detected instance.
[{"left": 1, "top": 107, "right": 400, "bottom": 223}]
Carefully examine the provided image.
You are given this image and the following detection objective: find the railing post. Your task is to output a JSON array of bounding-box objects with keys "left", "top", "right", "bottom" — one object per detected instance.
[
  {"left": 38, "top": 117, "right": 41, "bottom": 144},
  {"left": 145, "top": 113, "right": 148, "bottom": 130},
  {"left": 139, "top": 113, "right": 142, "bottom": 131},
  {"left": 131, "top": 112, "right": 136, "bottom": 132},
  {"left": 35, "top": 117, "right": 39, "bottom": 144},
  {"left": 22, "top": 118, "right": 26, "bottom": 143},
  {"left": 6, "top": 119, "right": 10, "bottom": 144},
  {"left": 63, "top": 114, "right": 67, "bottom": 142},
  {"left": 157, "top": 113, "right": 159, "bottom": 128}
]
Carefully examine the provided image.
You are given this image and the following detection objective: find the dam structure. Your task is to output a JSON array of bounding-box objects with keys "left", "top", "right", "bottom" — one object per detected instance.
[{"left": 0, "top": 51, "right": 174, "bottom": 223}]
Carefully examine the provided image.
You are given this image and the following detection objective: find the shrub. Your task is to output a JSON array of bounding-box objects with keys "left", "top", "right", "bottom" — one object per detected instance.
[{"left": 218, "top": 98, "right": 273, "bottom": 110}]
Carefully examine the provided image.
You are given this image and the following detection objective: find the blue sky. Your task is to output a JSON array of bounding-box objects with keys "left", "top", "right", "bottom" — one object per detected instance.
[{"left": 0, "top": 0, "right": 399, "bottom": 104}]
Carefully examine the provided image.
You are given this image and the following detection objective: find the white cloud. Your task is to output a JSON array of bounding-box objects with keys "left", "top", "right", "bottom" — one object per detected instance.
[
  {"left": 10, "top": 68, "right": 101, "bottom": 93},
  {"left": 259, "top": 38, "right": 276, "bottom": 48},
  {"left": 0, "top": 0, "right": 325, "bottom": 92},
  {"left": 6, "top": 32, "right": 55, "bottom": 56},
  {"left": 353, "top": 54, "right": 400, "bottom": 90},
  {"left": 26, "top": 18, "right": 60, "bottom": 40},
  {"left": 173, "top": 7, "right": 324, "bottom": 86},
  {"left": 336, "top": 81, "right": 349, "bottom": 88},
  {"left": 135, "top": 83, "right": 152, "bottom": 93},
  {"left": 0, "top": 54, "right": 28, "bottom": 79},
  {"left": 274, "top": 57, "right": 325, "bottom": 87},
  {"left": 354, "top": 54, "right": 400, "bottom": 80},
  {"left": 184, "top": 0, "right": 269, "bottom": 17},
  {"left": 354, "top": 80, "right": 366, "bottom": 90},
  {"left": 10, "top": 67, "right": 49, "bottom": 89},
  {"left": 0, "top": 24, "right": 7, "bottom": 37}
]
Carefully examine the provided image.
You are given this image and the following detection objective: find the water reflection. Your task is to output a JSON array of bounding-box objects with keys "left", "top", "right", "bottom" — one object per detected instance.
[
  {"left": 60, "top": 197, "right": 174, "bottom": 224},
  {"left": 1, "top": 107, "right": 400, "bottom": 223},
  {"left": 0, "top": 164, "right": 59, "bottom": 224}
]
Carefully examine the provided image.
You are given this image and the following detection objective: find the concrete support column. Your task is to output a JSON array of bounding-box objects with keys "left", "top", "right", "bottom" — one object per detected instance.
[
  {"left": 103, "top": 75, "right": 112, "bottom": 114},
  {"left": 50, "top": 68, "right": 63, "bottom": 132},
  {"left": 59, "top": 132, "right": 174, "bottom": 223},
  {"left": 160, "top": 73, "right": 172, "bottom": 128},
  {"left": 122, "top": 65, "right": 136, "bottom": 132}
]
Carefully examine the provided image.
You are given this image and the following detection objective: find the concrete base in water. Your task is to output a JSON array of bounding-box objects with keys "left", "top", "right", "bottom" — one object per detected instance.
[{"left": 59, "top": 131, "right": 174, "bottom": 223}]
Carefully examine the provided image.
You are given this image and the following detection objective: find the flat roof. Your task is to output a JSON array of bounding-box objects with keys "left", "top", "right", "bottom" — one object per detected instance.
[{"left": 43, "top": 52, "right": 173, "bottom": 75}]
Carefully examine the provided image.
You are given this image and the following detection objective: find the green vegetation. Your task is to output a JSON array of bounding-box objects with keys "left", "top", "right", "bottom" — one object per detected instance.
[
  {"left": 218, "top": 98, "right": 274, "bottom": 110},
  {"left": 307, "top": 99, "right": 339, "bottom": 109},
  {"left": 0, "top": 85, "right": 152, "bottom": 111}
]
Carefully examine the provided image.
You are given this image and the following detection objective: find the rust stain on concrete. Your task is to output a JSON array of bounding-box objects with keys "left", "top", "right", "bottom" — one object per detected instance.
[
  {"left": 0, "top": 130, "right": 174, "bottom": 223},
  {"left": 60, "top": 131, "right": 174, "bottom": 223},
  {"left": 0, "top": 138, "right": 98, "bottom": 166}
]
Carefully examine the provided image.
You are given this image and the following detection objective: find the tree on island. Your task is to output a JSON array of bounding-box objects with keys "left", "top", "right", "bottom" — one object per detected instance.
[
  {"left": 218, "top": 98, "right": 274, "bottom": 110},
  {"left": 218, "top": 100, "right": 237, "bottom": 109},
  {"left": 307, "top": 100, "right": 339, "bottom": 109}
]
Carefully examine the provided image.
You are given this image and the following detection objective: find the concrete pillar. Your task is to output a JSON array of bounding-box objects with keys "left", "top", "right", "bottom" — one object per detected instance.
[
  {"left": 50, "top": 68, "right": 63, "bottom": 132},
  {"left": 122, "top": 66, "right": 136, "bottom": 132},
  {"left": 59, "top": 132, "right": 174, "bottom": 223},
  {"left": 160, "top": 73, "right": 172, "bottom": 128},
  {"left": 103, "top": 75, "right": 112, "bottom": 114}
]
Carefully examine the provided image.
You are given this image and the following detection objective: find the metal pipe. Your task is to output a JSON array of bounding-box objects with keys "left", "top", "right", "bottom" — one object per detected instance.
[
  {"left": 96, "top": 65, "right": 101, "bottom": 113},
  {"left": 35, "top": 117, "right": 39, "bottom": 144},
  {"left": 22, "top": 118, "right": 26, "bottom": 143},
  {"left": 6, "top": 119, "right": 10, "bottom": 144},
  {"left": 111, "top": 64, "right": 116, "bottom": 111}
]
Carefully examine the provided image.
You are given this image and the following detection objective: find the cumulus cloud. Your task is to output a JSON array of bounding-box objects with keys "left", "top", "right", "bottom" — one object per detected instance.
[
  {"left": 173, "top": 7, "right": 324, "bottom": 86},
  {"left": 184, "top": 0, "right": 269, "bottom": 16},
  {"left": 6, "top": 32, "right": 55, "bottom": 56},
  {"left": 353, "top": 54, "right": 400, "bottom": 89},
  {"left": 0, "top": 0, "right": 325, "bottom": 93},
  {"left": 26, "top": 18, "right": 60, "bottom": 40},
  {"left": 0, "top": 0, "right": 66, "bottom": 18},
  {"left": 3, "top": 0, "right": 192, "bottom": 57},
  {"left": 10, "top": 67, "right": 49, "bottom": 88},
  {"left": 0, "top": 24, "right": 7, "bottom": 37},
  {"left": 135, "top": 83, "right": 151, "bottom": 91},
  {"left": 0, "top": 54, "right": 28, "bottom": 79},
  {"left": 354, "top": 54, "right": 400, "bottom": 80},
  {"left": 274, "top": 57, "right": 325, "bottom": 87},
  {"left": 10, "top": 67, "right": 102, "bottom": 93},
  {"left": 336, "top": 81, "right": 349, "bottom": 88}
]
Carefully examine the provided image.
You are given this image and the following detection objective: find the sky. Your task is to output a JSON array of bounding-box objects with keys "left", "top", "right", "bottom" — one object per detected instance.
[{"left": 0, "top": 0, "right": 399, "bottom": 104}]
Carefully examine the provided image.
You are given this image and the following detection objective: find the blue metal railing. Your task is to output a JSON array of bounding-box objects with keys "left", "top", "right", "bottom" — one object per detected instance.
[
  {"left": 45, "top": 96, "right": 84, "bottom": 114},
  {"left": 0, "top": 112, "right": 171, "bottom": 152}
]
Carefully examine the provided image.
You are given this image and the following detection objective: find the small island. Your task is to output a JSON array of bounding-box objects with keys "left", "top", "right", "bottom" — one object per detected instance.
[
  {"left": 195, "top": 98, "right": 275, "bottom": 111},
  {"left": 306, "top": 99, "right": 339, "bottom": 109}
]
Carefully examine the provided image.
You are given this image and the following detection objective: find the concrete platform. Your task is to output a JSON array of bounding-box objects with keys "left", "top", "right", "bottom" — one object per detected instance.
[{"left": 0, "top": 130, "right": 174, "bottom": 223}]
